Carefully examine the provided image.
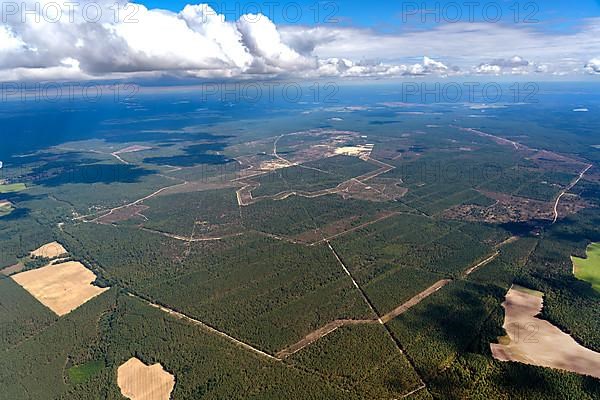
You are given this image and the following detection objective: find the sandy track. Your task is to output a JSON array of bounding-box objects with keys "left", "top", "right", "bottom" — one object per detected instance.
[
  {"left": 140, "top": 227, "right": 243, "bottom": 243},
  {"left": 277, "top": 279, "right": 452, "bottom": 358},
  {"left": 127, "top": 293, "right": 279, "bottom": 362},
  {"left": 276, "top": 319, "right": 377, "bottom": 359},
  {"left": 552, "top": 163, "right": 593, "bottom": 223},
  {"left": 235, "top": 156, "right": 395, "bottom": 207},
  {"left": 463, "top": 252, "right": 501, "bottom": 276},
  {"left": 380, "top": 279, "right": 453, "bottom": 324},
  {"left": 277, "top": 243, "right": 514, "bottom": 357}
]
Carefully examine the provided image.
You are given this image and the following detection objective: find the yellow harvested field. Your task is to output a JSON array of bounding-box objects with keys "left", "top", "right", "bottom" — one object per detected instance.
[
  {"left": 491, "top": 285, "right": 600, "bottom": 379},
  {"left": 30, "top": 241, "right": 68, "bottom": 259},
  {"left": 11, "top": 261, "right": 109, "bottom": 316},
  {"left": 118, "top": 358, "right": 175, "bottom": 400}
]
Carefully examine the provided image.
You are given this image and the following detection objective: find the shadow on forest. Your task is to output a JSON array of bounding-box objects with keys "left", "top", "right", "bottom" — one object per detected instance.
[{"left": 143, "top": 142, "right": 232, "bottom": 167}]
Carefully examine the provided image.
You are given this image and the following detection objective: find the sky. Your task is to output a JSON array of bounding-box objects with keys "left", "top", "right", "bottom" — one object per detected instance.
[{"left": 0, "top": 0, "right": 599, "bottom": 81}]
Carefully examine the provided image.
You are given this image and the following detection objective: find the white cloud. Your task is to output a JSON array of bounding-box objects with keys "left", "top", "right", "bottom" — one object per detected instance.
[
  {"left": 236, "top": 13, "right": 315, "bottom": 73},
  {"left": 474, "top": 56, "right": 533, "bottom": 75},
  {"left": 0, "top": 2, "right": 598, "bottom": 80},
  {"left": 585, "top": 58, "right": 600, "bottom": 74},
  {"left": 0, "top": 25, "right": 25, "bottom": 52}
]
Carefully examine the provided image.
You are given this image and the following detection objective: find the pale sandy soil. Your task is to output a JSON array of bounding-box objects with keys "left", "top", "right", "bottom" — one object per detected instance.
[
  {"left": 30, "top": 242, "right": 68, "bottom": 259},
  {"left": 11, "top": 261, "right": 109, "bottom": 316},
  {"left": 117, "top": 358, "right": 175, "bottom": 400},
  {"left": 334, "top": 144, "right": 374, "bottom": 158},
  {"left": 491, "top": 285, "right": 600, "bottom": 378}
]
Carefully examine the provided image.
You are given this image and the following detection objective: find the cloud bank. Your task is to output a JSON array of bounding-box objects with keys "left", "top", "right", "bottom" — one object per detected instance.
[{"left": 0, "top": 1, "right": 599, "bottom": 81}]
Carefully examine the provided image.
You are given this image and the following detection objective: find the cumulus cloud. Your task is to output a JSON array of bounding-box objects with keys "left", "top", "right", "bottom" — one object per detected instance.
[
  {"left": 0, "top": 2, "right": 598, "bottom": 81},
  {"left": 236, "top": 14, "right": 316, "bottom": 74},
  {"left": 585, "top": 58, "right": 600, "bottom": 74},
  {"left": 313, "top": 56, "right": 451, "bottom": 78},
  {"left": 474, "top": 56, "right": 540, "bottom": 75},
  {"left": 0, "top": 1, "right": 313, "bottom": 80}
]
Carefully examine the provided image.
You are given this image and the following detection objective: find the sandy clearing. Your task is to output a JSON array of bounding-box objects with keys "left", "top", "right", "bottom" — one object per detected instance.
[
  {"left": 11, "top": 261, "right": 109, "bottom": 316},
  {"left": 30, "top": 242, "right": 68, "bottom": 259},
  {"left": 334, "top": 144, "right": 374, "bottom": 158},
  {"left": 491, "top": 285, "right": 600, "bottom": 379},
  {"left": 117, "top": 358, "right": 175, "bottom": 400}
]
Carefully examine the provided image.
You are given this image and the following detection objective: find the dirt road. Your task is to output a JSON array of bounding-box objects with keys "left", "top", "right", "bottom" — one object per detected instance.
[{"left": 552, "top": 163, "right": 593, "bottom": 223}]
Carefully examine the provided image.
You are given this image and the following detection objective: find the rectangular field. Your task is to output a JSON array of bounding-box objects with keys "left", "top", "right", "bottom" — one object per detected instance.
[{"left": 11, "top": 261, "right": 110, "bottom": 316}]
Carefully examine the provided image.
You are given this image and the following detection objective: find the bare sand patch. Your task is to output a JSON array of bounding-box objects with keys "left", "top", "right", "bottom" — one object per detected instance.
[
  {"left": 491, "top": 285, "right": 600, "bottom": 379},
  {"left": 117, "top": 358, "right": 175, "bottom": 400},
  {"left": 334, "top": 144, "right": 374, "bottom": 159},
  {"left": 11, "top": 261, "right": 109, "bottom": 316},
  {"left": 30, "top": 241, "right": 68, "bottom": 259}
]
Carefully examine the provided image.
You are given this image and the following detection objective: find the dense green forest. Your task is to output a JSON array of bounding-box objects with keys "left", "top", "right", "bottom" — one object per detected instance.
[{"left": 1, "top": 109, "right": 599, "bottom": 399}]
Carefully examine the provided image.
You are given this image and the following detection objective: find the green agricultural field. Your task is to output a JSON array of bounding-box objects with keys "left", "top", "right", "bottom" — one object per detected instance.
[
  {"left": 572, "top": 243, "right": 600, "bottom": 293},
  {"left": 0, "top": 183, "right": 26, "bottom": 193},
  {"left": 68, "top": 361, "right": 104, "bottom": 384}
]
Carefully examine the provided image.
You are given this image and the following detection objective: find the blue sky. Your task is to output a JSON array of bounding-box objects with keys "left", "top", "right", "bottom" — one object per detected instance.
[{"left": 139, "top": 0, "right": 600, "bottom": 32}]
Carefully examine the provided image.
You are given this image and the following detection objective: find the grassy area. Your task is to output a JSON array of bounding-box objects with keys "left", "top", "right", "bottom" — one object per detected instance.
[
  {"left": 68, "top": 361, "right": 104, "bottom": 384},
  {"left": 0, "top": 183, "right": 26, "bottom": 193},
  {"left": 572, "top": 242, "right": 600, "bottom": 293}
]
